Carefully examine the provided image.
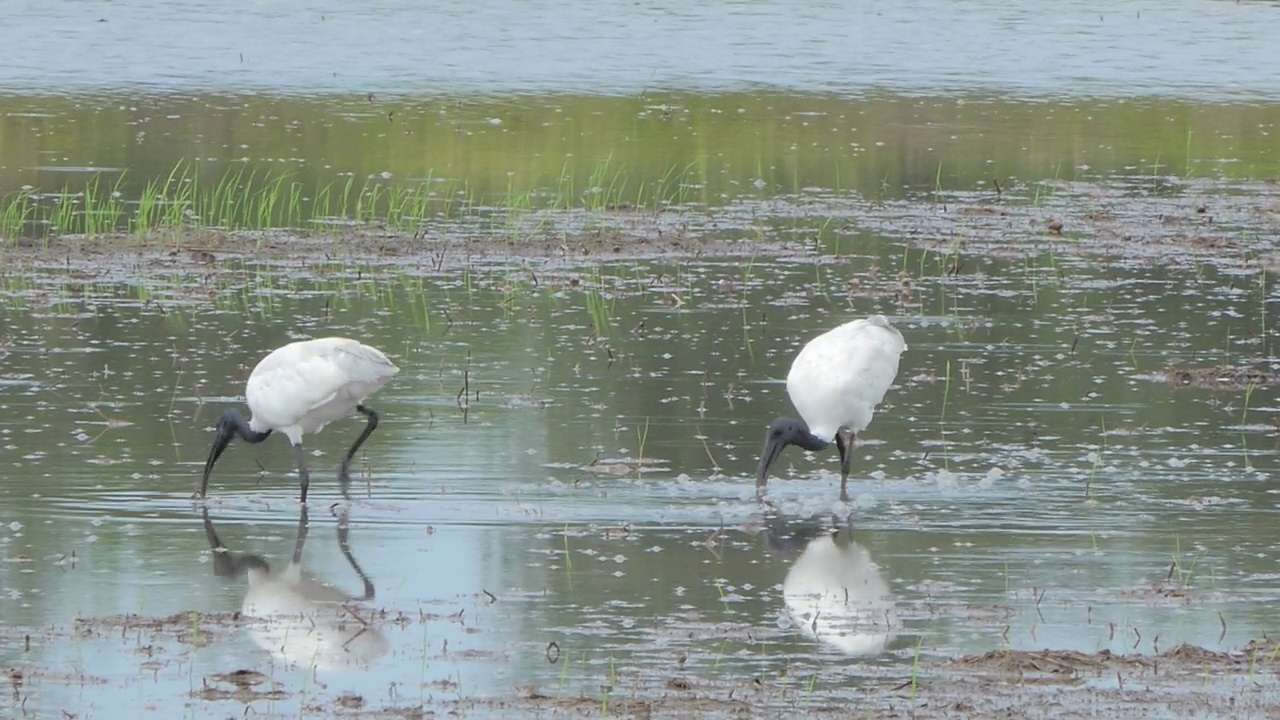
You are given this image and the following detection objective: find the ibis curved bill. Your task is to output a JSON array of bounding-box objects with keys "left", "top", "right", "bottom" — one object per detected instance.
[
  {"left": 756, "top": 315, "right": 906, "bottom": 500},
  {"left": 197, "top": 337, "right": 400, "bottom": 502}
]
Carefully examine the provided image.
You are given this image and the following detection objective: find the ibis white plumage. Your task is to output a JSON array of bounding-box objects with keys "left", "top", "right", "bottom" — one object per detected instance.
[
  {"left": 756, "top": 315, "right": 906, "bottom": 500},
  {"left": 197, "top": 337, "right": 400, "bottom": 502}
]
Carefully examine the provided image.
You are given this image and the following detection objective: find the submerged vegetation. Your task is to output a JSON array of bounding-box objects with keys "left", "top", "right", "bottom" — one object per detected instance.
[
  {"left": 4, "top": 91, "right": 1280, "bottom": 246},
  {"left": 0, "top": 157, "right": 706, "bottom": 244}
]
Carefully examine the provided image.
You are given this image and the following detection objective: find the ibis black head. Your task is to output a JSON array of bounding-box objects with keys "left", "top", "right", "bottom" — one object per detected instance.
[
  {"left": 196, "top": 409, "right": 272, "bottom": 499},
  {"left": 755, "top": 417, "right": 830, "bottom": 492}
]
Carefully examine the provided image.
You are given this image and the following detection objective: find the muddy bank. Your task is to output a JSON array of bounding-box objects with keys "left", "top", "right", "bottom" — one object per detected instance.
[
  {"left": 789, "top": 176, "right": 1280, "bottom": 265},
  {"left": 8, "top": 610, "right": 1280, "bottom": 719},
  {"left": 2, "top": 176, "right": 1276, "bottom": 283},
  {"left": 0, "top": 205, "right": 769, "bottom": 277}
]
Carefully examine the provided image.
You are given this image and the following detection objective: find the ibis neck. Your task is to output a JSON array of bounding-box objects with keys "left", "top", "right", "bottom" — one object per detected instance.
[
  {"left": 226, "top": 410, "right": 272, "bottom": 443},
  {"left": 793, "top": 424, "right": 830, "bottom": 452}
]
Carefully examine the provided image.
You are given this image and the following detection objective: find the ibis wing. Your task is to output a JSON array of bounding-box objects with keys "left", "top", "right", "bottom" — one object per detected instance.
[
  {"left": 244, "top": 356, "right": 347, "bottom": 429},
  {"left": 325, "top": 341, "right": 400, "bottom": 383},
  {"left": 786, "top": 317, "right": 906, "bottom": 439},
  {"left": 243, "top": 338, "right": 399, "bottom": 431}
]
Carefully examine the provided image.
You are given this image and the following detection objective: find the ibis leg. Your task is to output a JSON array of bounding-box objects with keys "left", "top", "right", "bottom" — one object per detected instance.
[
  {"left": 835, "top": 429, "right": 854, "bottom": 502},
  {"left": 292, "top": 505, "right": 310, "bottom": 564},
  {"left": 292, "top": 442, "right": 311, "bottom": 503},
  {"left": 339, "top": 405, "right": 381, "bottom": 484}
]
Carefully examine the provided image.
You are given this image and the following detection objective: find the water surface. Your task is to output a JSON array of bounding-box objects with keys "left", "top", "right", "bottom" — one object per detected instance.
[
  {"left": 2, "top": 0, "right": 1279, "bottom": 99},
  {"left": 2, "top": 1, "right": 1280, "bottom": 717},
  {"left": 2, "top": 237, "right": 1279, "bottom": 715}
]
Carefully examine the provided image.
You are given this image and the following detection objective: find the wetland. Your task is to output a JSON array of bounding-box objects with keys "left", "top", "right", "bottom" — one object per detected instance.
[{"left": 3, "top": 1, "right": 1280, "bottom": 718}]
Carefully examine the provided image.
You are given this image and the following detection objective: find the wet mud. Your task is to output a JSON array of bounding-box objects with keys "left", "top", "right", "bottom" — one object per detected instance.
[
  {"left": 9, "top": 611, "right": 1280, "bottom": 719},
  {"left": 3, "top": 175, "right": 1275, "bottom": 282}
]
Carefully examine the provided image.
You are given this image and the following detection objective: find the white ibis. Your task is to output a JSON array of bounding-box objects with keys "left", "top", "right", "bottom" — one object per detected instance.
[
  {"left": 756, "top": 315, "right": 906, "bottom": 500},
  {"left": 197, "top": 337, "right": 400, "bottom": 502}
]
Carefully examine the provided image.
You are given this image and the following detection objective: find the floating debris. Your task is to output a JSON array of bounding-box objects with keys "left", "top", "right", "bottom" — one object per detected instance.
[
  {"left": 952, "top": 647, "right": 1153, "bottom": 676},
  {"left": 1154, "top": 366, "right": 1280, "bottom": 389}
]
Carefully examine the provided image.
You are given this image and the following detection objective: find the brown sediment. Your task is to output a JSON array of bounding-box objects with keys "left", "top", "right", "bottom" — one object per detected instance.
[
  {"left": 1160, "top": 365, "right": 1280, "bottom": 389},
  {"left": 0, "top": 177, "right": 1276, "bottom": 284},
  {"left": 951, "top": 647, "right": 1153, "bottom": 676},
  {"left": 72, "top": 610, "right": 242, "bottom": 645},
  {"left": 10, "top": 608, "right": 1280, "bottom": 720}
]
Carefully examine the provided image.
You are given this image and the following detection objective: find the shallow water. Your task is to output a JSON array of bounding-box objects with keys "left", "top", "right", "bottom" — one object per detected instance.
[
  {"left": 2, "top": 90, "right": 1278, "bottom": 240},
  {"left": 2, "top": 2, "right": 1280, "bottom": 716},
  {"left": 3, "top": 6, "right": 1280, "bottom": 239},
  {"left": 2, "top": 234, "right": 1280, "bottom": 714},
  {"left": 1, "top": 0, "right": 1279, "bottom": 98}
]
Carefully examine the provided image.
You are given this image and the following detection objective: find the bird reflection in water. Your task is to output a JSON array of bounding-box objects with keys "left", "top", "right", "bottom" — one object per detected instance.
[
  {"left": 751, "top": 512, "right": 897, "bottom": 656},
  {"left": 202, "top": 502, "right": 388, "bottom": 670}
]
